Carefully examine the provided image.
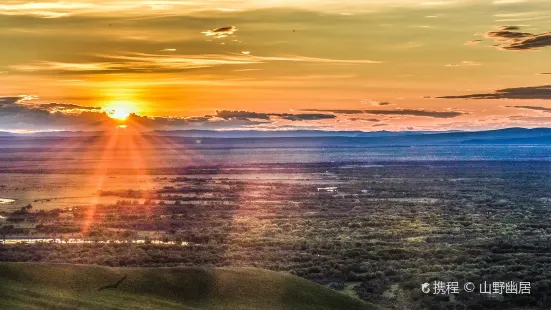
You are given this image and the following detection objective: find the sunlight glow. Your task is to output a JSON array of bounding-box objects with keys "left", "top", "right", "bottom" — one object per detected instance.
[
  {"left": 105, "top": 101, "right": 136, "bottom": 121},
  {"left": 108, "top": 107, "right": 131, "bottom": 120}
]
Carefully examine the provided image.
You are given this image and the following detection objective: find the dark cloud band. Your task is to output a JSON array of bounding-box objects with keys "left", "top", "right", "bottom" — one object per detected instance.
[
  {"left": 484, "top": 26, "right": 551, "bottom": 50},
  {"left": 300, "top": 108, "right": 463, "bottom": 119},
  {"left": 438, "top": 85, "right": 551, "bottom": 100},
  {"left": 216, "top": 110, "right": 336, "bottom": 121},
  {"left": 0, "top": 99, "right": 338, "bottom": 131},
  {"left": 506, "top": 105, "right": 551, "bottom": 112}
]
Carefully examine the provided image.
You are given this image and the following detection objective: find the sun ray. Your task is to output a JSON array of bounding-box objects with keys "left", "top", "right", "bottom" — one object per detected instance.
[{"left": 81, "top": 130, "right": 120, "bottom": 234}]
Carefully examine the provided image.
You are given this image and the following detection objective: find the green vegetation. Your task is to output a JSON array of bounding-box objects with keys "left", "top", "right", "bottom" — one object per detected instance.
[
  {"left": 3, "top": 162, "right": 551, "bottom": 309},
  {"left": 0, "top": 262, "right": 381, "bottom": 310}
]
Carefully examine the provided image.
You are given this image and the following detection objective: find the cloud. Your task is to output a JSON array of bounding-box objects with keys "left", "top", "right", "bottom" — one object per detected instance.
[
  {"left": 202, "top": 26, "right": 238, "bottom": 38},
  {"left": 360, "top": 100, "right": 392, "bottom": 106},
  {"left": 363, "top": 109, "right": 463, "bottom": 118},
  {"left": 0, "top": 97, "right": 20, "bottom": 105},
  {"left": 0, "top": 95, "right": 40, "bottom": 106},
  {"left": 0, "top": 98, "right": 117, "bottom": 131},
  {"left": 216, "top": 110, "right": 270, "bottom": 120},
  {"left": 0, "top": 99, "right": 345, "bottom": 131},
  {"left": 10, "top": 55, "right": 259, "bottom": 73},
  {"left": 300, "top": 108, "right": 463, "bottom": 118},
  {"left": 10, "top": 52, "right": 380, "bottom": 74},
  {"left": 485, "top": 30, "right": 533, "bottom": 40},
  {"left": 484, "top": 26, "right": 551, "bottom": 50},
  {"left": 126, "top": 114, "right": 268, "bottom": 130},
  {"left": 508, "top": 116, "right": 551, "bottom": 122},
  {"left": 280, "top": 113, "right": 336, "bottom": 121},
  {"left": 11, "top": 61, "right": 125, "bottom": 73},
  {"left": 348, "top": 117, "right": 381, "bottom": 122},
  {"left": 498, "top": 25, "right": 521, "bottom": 31},
  {"left": 438, "top": 85, "right": 551, "bottom": 100},
  {"left": 0, "top": 100, "right": 270, "bottom": 131},
  {"left": 37, "top": 103, "right": 102, "bottom": 114},
  {"left": 215, "top": 110, "right": 336, "bottom": 121},
  {"left": 0, "top": 2, "right": 94, "bottom": 18},
  {"left": 506, "top": 105, "right": 551, "bottom": 112},
  {"left": 0, "top": 1, "right": 468, "bottom": 19},
  {"left": 0, "top": 2, "right": 246, "bottom": 18},
  {"left": 301, "top": 109, "right": 364, "bottom": 114},
  {"left": 493, "top": 0, "right": 528, "bottom": 4},
  {"left": 445, "top": 61, "right": 481, "bottom": 67},
  {"left": 502, "top": 33, "right": 551, "bottom": 50},
  {"left": 464, "top": 40, "right": 482, "bottom": 45},
  {"left": 253, "top": 55, "right": 381, "bottom": 64}
]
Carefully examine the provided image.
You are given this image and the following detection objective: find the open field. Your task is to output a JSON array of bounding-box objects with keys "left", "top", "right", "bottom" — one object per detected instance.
[
  {"left": 0, "top": 262, "right": 380, "bottom": 310},
  {"left": 2, "top": 160, "right": 551, "bottom": 309},
  {"left": 2, "top": 137, "right": 551, "bottom": 309}
]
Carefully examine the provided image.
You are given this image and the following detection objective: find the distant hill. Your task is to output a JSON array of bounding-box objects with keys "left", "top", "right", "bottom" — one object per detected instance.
[
  {"left": 0, "top": 129, "right": 433, "bottom": 138},
  {"left": 4, "top": 127, "right": 551, "bottom": 145},
  {"left": 462, "top": 135, "right": 551, "bottom": 144},
  {"left": 153, "top": 129, "right": 431, "bottom": 138},
  {"left": 0, "top": 263, "right": 382, "bottom": 310}
]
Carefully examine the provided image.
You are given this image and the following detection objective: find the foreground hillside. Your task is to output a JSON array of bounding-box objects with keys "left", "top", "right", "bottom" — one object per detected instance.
[{"left": 0, "top": 263, "right": 382, "bottom": 310}]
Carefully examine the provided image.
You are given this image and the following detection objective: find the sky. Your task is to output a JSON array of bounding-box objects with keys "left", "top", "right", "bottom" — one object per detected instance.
[{"left": 1, "top": 0, "right": 551, "bottom": 132}]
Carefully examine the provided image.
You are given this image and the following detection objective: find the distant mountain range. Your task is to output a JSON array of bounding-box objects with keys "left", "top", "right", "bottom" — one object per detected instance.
[
  {"left": 3, "top": 128, "right": 551, "bottom": 145},
  {"left": 0, "top": 129, "right": 470, "bottom": 138},
  {"left": 154, "top": 129, "right": 435, "bottom": 138}
]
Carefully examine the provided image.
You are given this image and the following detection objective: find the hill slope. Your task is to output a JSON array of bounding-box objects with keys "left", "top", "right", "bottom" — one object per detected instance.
[{"left": 0, "top": 263, "right": 382, "bottom": 310}]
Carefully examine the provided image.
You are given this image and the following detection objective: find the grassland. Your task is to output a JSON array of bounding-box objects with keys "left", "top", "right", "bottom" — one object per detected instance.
[
  {"left": 0, "top": 262, "right": 381, "bottom": 310},
  {"left": 3, "top": 162, "right": 551, "bottom": 309}
]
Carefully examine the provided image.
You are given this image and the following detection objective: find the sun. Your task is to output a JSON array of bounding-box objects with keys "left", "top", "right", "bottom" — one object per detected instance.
[
  {"left": 104, "top": 101, "right": 137, "bottom": 121},
  {"left": 109, "top": 107, "right": 131, "bottom": 121}
]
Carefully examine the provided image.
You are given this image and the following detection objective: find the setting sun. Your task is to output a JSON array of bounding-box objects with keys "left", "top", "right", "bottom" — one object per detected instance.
[
  {"left": 104, "top": 101, "right": 136, "bottom": 121},
  {"left": 109, "top": 108, "right": 131, "bottom": 120}
]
